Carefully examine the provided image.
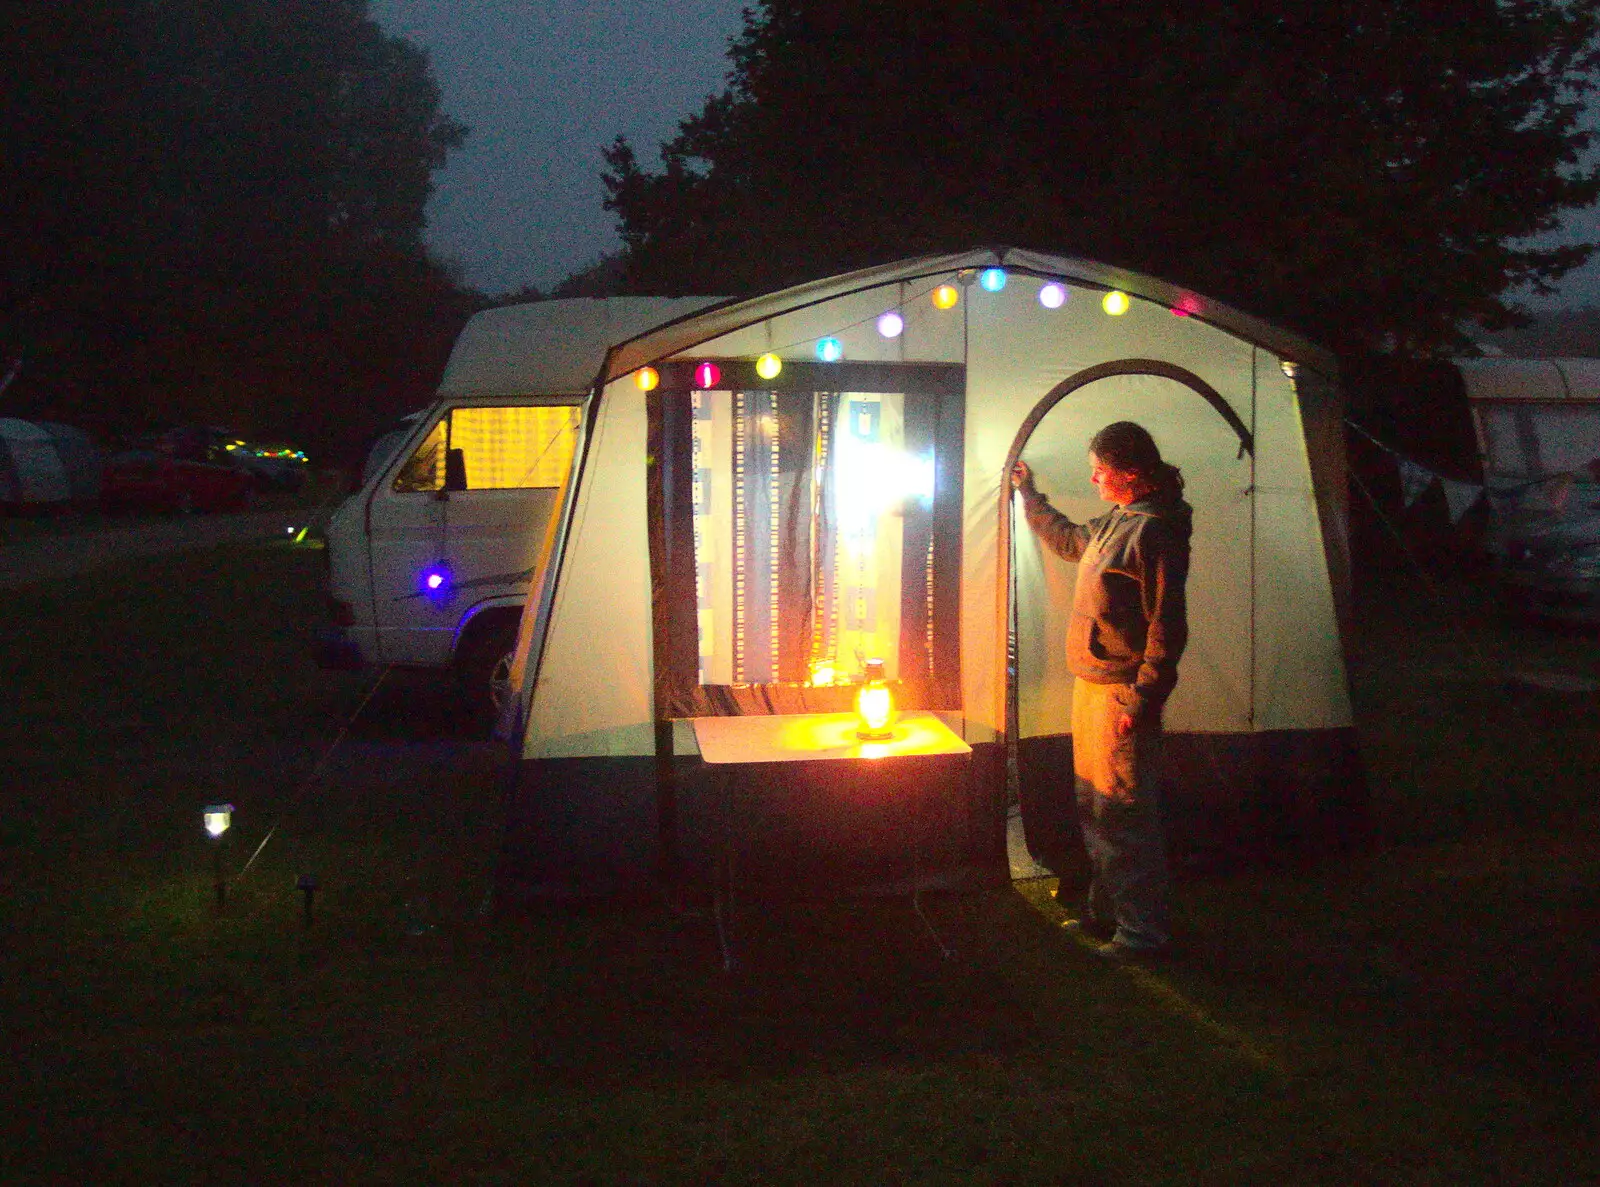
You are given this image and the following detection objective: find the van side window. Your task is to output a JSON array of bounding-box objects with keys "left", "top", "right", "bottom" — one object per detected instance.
[
  {"left": 449, "top": 405, "right": 579, "bottom": 489},
  {"left": 391, "top": 405, "right": 580, "bottom": 493},
  {"left": 392, "top": 420, "right": 447, "bottom": 492}
]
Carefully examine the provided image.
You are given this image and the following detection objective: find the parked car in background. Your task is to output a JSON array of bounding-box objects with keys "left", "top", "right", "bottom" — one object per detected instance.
[
  {"left": 99, "top": 425, "right": 310, "bottom": 512},
  {"left": 100, "top": 448, "right": 254, "bottom": 514}
]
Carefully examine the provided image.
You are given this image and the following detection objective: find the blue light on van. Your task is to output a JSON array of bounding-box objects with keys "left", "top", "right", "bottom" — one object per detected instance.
[{"left": 420, "top": 563, "right": 453, "bottom": 600}]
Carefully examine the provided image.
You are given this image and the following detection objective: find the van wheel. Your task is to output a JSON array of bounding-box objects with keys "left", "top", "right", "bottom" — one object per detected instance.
[{"left": 456, "top": 616, "right": 519, "bottom": 733}]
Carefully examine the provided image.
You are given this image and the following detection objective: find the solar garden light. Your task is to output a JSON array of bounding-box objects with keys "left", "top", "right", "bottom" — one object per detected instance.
[
  {"left": 854, "top": 658, "right": 896, "bottom": 742},
  {"left": 203, "top": 803, "right": 233, "bottom": 908}
]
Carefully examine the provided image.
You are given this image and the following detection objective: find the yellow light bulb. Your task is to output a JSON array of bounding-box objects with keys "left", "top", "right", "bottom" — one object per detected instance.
[
  {"left": 756, "top": 353, "right": 782, "bottom": 380},
  {"left": 932, "top": 284, "right": 959, "bottom": 310},
  {"left": 1102, "top": 290, "right": 1130, "bottom": 316},
  {"left": 636, "top": 366, "right": 660, "bottom": 391}
]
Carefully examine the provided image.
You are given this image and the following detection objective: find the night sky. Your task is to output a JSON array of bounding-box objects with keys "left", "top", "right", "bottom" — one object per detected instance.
[
  {"left": 368, "top": 0, "right": 748, "bottom": 296},
  {"left": 371, "top": 1, "right": 1600, "bottom": 311}
]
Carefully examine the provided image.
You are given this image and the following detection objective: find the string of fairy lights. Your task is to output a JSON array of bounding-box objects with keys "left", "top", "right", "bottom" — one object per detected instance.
[{"left": 629, "top": 267, "right": 1207, "bottom": 393}]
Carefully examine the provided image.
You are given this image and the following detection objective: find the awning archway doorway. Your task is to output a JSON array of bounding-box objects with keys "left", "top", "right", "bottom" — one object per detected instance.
[{"left": 1000, "top": 360, "right": 1257, "bottom": 875}]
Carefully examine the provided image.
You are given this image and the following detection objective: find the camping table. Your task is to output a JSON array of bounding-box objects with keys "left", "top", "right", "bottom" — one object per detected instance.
[{"left": 688, "top": 711, "right": 973, "bottom": 971}]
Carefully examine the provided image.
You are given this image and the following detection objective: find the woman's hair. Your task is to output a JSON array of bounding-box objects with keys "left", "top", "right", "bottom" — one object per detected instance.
[{"left": 1089, "top": 421, "right": 1184, "bottom": 498}]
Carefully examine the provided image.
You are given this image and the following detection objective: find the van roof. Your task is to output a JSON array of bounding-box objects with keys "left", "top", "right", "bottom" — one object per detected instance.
[{"left": 436, "top": 297, "right": 725, "bottom": 398}]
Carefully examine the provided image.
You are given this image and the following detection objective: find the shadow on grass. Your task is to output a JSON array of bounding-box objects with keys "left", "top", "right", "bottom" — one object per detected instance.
[{"left": 481, "top": 888, "right": 1060, "bottom": 1086}]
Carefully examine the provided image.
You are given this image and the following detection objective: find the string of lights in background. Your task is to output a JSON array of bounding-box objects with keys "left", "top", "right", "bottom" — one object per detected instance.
[
  {"left": 223, "top": 439, "right": 311, "bottom": 463},
  {"left": 631, "top": 268, "right": 1207, "bottom": 392}
]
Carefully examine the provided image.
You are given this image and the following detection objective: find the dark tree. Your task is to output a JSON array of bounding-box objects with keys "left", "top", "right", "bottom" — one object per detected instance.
[
  {"left": 3, "top": 0, "right": 471, "bottom": 464},
  {"left": 603, "top": 0, "right": 1600, "bottom": 355}
]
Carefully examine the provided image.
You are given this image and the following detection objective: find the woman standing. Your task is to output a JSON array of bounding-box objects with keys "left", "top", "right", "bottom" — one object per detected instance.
[{"left": 1011, "top": 421, "right": 1191, "bottom": 958}]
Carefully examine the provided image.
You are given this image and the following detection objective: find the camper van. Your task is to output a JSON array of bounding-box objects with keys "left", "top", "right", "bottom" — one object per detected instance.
[{"left": 315, "top": 297, "right": 721, "bottom": 718}]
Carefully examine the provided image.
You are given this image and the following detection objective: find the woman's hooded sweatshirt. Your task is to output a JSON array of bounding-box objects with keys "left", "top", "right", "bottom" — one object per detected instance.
[{"left": 1019, "top": 486, "right": 1193, "bottom": 724}]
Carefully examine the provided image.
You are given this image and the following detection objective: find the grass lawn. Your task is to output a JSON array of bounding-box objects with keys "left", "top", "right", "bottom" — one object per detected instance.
[{"left": 1, "top": 539, "right": 1596, "bottom": 1184}]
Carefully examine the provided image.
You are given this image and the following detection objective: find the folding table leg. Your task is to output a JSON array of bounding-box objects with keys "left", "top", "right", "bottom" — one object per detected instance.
[
  {"left": 911, "top": 774, "right": 954, "bottom": 960},
  {"left": 713, "top": 848, "right": 737, "bottom": 972},
  {"left": 712, "top": 766, "right": 739, "bottom": 972}
]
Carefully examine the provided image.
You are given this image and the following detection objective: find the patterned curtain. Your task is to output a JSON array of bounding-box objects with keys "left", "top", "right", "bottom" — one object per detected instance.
[{"left": 651, "top": 364, "right": 961, "bottom": 719}]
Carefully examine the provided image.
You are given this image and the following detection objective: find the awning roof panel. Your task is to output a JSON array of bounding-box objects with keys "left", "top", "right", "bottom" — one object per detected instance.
[{"left": 603, "top": 248, "right": 1338, "bottom": 382}]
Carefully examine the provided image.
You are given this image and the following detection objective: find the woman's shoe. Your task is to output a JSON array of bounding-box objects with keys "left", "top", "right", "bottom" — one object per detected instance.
[{"left": 1061, "top": 917, "right": 1117, "bottom": 942}]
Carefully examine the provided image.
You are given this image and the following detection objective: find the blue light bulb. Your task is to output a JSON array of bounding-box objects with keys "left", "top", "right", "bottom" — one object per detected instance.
[{"left": 421, "top": 564, "right": 452, "bottom": 598}]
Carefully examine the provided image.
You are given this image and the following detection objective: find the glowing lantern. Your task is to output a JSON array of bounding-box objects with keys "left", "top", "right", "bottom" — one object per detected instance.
[
  {"left": 1171, "top": 294, "right": 1201, "bottom": 318},
  {"left": 756, "top": 352, "right": 783, "bottom": 380},
  {"left": 816, "top": 337, "right": 843, "bottom": 362},
  {"left": 204, "top": 804, "right": 234, "bottom": 839},
  {"left": 876, "top": 311, "right": 904, "bottom": 338},
  {"left": 854, "top": 658, "right": 896, "bottom": 741},
  {"left": 979, "top": 268, "right": 1007, "bottom": 292},
  {"left": 636, "top": 366, "right": 660, "bottom": 392},
  {"left": 808, "top": 659, "right": 838, "bottom": 687},
  {"left": 1039, "top": 283, "right": 1067, "bottom": 309},
  {"left": 694, "top": 361, "right": 722, "bottom": 388},
  {"left": 932, "top": 284, "right": 959, "bottom": 310},
  {"left": 1102, "top": 290, "right": 1130, "bottom": 316}
]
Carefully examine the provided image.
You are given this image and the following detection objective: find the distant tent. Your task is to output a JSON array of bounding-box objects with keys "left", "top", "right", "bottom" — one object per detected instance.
[{"left": 0, "top": 419, "right": 101, "bottom": 508}]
